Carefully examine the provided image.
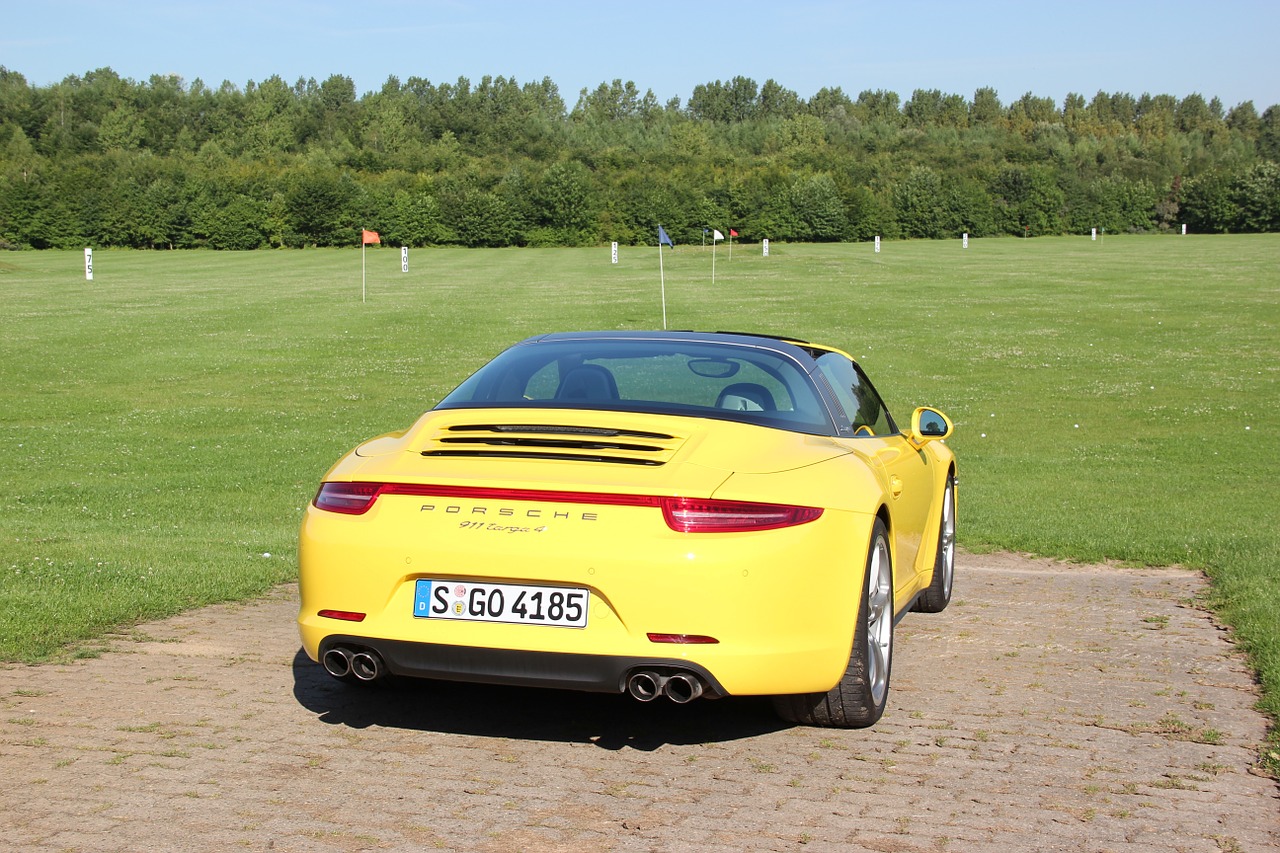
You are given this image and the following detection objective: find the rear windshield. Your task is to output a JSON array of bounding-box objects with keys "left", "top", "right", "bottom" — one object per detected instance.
[{"left": 436, "top": 340, "right": 836, "bottom": 435}]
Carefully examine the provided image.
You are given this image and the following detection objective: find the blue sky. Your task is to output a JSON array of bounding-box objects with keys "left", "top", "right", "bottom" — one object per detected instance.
[{"left": 3, "top": 0, "right": 1277, "bottom": 111}]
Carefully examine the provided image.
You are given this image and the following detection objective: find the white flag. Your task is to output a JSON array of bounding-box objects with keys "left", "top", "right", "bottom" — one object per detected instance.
[{"left": 712, "top": 229, "right": 724, "bottom": 241}]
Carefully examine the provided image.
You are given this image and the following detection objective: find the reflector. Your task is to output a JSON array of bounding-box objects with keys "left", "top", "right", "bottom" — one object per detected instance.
[
  {"left": 318, "top": 609, "right": 366, "bottom": 622},
  {"left": 647, "top": 633, "right": 719, "bottom": 644}
]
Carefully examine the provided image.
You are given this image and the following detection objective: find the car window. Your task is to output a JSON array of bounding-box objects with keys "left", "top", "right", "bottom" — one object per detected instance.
[
  {"left": 437, "top": 340, "right": 836, "bottom": 435},
  {"left": 814, "top": 353, "right": 896, "bottom": 436},
  {"left": 603, "top": 355, "right": 787, "bottom": 408}
]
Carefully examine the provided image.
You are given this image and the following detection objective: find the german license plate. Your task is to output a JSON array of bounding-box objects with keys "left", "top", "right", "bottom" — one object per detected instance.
[{"left": 414, "top": 579, "right": 588, "bottom": 628}]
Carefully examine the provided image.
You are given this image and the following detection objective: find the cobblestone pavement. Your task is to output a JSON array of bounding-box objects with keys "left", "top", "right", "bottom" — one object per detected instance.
[{"left": 1, "top": 552, "right": 1277, "bottom": 852}]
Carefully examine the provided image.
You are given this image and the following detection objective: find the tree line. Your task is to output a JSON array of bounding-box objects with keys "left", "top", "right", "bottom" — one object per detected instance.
[{"left": 0, "top": 67, "right": 1277, "bottom": 250}]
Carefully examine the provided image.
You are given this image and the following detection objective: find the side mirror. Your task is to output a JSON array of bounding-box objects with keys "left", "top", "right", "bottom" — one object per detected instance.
[{"left": 909, "top": 407, "right": 953, "bottom": 444}]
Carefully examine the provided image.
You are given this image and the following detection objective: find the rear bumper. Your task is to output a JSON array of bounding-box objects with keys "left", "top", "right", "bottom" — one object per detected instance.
[
  {"left": 318, "top": 634, "right": 728, "bottom": 697},
  {"left": 299, "top": 501, "right": 877, "bottom": 696}
]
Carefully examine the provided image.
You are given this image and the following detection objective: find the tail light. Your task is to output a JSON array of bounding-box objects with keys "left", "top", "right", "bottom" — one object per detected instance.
[
  {"left": 313, "top": 482, "right": 382, "bottom": 515},
  {"left": 313, "top": 482, "right": 821, "bottom": 531},
  {"left": 660, "top": 497, "right": 822, "bottom": 532}
]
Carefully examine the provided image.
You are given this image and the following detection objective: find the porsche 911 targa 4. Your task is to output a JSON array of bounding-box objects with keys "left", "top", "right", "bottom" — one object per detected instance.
[{"left": 298, "top": 331, "right": 956, "bottom": 727}]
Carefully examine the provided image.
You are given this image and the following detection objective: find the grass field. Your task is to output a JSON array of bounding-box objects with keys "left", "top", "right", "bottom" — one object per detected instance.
[{"left": 3, "top": 236, "right": 1277, "bottom": 754}]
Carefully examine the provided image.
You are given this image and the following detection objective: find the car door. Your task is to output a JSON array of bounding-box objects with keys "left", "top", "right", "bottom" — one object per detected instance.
[{"left": 813, "top": 354, "right": 937, "bottom": 603}]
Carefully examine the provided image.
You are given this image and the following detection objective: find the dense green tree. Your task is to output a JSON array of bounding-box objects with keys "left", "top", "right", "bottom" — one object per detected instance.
[
  {"left": 1069, "top": 175, "right": 1158, "bottom": 233},
  {"left": 533, "top": 160, "right": 596, "bottom": 240},
  {"left": 1181, "top": 171, "right": 1236, "bottom": 232},
  {"left": 1062, "top": 93, "right": 1088, "bottom": 134},
  {"left": 285, "top": 167, "right": 356, "bottom": 246},
  {"left": 789, "top": 173, "right": 847, "bottom": 241},
  {"left": 0, "top": 66, "right": 1276, "bottom": 249},
  {"left": 893, "top": 167, "right": 946, "bottom": 238},
  {"left": 1260, "top": 106, "right": 1280, "bottom": 161},
  {"left": 441, "top": 184, "right": 516, "bottom": 247},
  {"left": 1176, "top": 93, "right": 1219, "bottom": 134},
  {"left": 990, "top": 166, "right": 1066, "bottom": 235},
  {"left": 1007, "top": 92, "right": 1058, "bottom": 135},
  {"left": 688, "top": 76, "right": 760, "bottom": 123},
  {"left": 970, "top": 87, "right": 1003, "bottom": 126},
  {"left": 242, "top": 75, "right": 299, "bottom": 156},
  {"left": 574, "top": 79, "right": 648, "bottom": 122},
  {"left": 904, "top": 89, "right": 944, "bottom": 127},
  {"left": 943, "top": 178, "right": 997, "bottom": 237},
  {"left": 841, "top": 185, "right": 886, "bottom": 240},
  {"left": 203, "top": 194, "right": 267, "bottom": 249},
  {"left": 1226, "top": 101, "right": 1261, "bottom": 138},
  {"left": 855, "top": 89, "right": 903, "bottom": 126},
  {"left": 0, "top": 67, "right": 38, "bottom": 139},
  {"left": 807, "top": 87, "right": 854, "bottom": 122},
  {"left": 1233, "top": 161, "right": 1280, "bottom": 231},
  {"left": 1135, "top": 93, "right": 1178, "bottom": 137},
  {"left": 137, "top": 73, "right": 189, "bottom": 153},
  {"left": 770, "top": 114, "right": 827, "bottom": 156},
  {"left": 98, "top": 103, "right": 143, "bottom": 151},
  {"left": 383, "top": 188, "right": 445, "bottom": 246},
  {"left": 758, "top": 79, "right": 801, "bottom": 120}
]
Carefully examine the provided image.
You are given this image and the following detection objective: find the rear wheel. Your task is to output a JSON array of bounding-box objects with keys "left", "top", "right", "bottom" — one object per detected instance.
[
  {"left": 773, "top": 518, "right": 893, "bottom": 728},
  {"left": 915, "top": 474, "right": 955, "bottom": 613}
]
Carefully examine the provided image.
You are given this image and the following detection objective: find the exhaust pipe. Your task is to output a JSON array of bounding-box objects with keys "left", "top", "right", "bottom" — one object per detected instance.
[
  {"left": 322, "top": 647, "right": 353, "bottom": 678},
  {"left": 664, "top": 672, "right": 704, "bottom": 704},
  {"left": 626, "top": 671, "right": 668, "bottom": 702},
  {"left": 350, "top": 650, "right": 384, "bottom": 682}
]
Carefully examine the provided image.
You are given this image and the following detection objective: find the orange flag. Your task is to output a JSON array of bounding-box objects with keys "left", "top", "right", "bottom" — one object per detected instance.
[{"left": 362, "top": 229, "right": 381, "bottom": 245}]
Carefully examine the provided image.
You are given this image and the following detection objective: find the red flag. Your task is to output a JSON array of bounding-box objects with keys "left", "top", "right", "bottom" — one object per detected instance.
[
  {"left": 729, "top": 229, "right": 739, "bottom": 237},
  {"left": 362, "top": 229, "right": 381, "bottom": 245}
]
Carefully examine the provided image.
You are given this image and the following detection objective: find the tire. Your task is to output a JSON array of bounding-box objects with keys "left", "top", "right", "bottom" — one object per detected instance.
[
  {"left": 915, "top": 473, "right": 955, "bottom": 614},
  {"left": 773, "top": 518, "right": 893, "bottom": 728}
]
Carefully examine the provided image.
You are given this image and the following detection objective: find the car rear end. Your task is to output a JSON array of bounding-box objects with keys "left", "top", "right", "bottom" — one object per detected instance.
[{"left": 297, "top": 408, "right": 877, "bottom": 700}]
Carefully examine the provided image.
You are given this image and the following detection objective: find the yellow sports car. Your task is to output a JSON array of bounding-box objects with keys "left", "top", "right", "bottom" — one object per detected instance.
[{"left": 298, "top": 331, "right": 956, "bottom": 727}]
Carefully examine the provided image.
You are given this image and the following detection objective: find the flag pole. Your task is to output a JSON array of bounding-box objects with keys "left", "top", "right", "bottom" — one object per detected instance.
[
  {"left": 360, "top": 228, "right": 381, "bottom": 302},
  {"left": 657, "top": 226, "right": 674, "bottom": 329},
  {"left": 710, "top": 229, "right": 724, "bottom": 286},
  {"left": 659, "top": 241, "right": 668, "bottom": 330}
]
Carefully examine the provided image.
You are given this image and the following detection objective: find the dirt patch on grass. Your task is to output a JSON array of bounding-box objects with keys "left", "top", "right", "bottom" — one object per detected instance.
[{"left": 1, "top": 552, "right": 1277, "bottom": 851}]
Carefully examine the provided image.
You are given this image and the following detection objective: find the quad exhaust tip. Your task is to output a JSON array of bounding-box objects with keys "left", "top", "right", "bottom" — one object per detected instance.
[
  {"left": 350, "top": 650, "right": 383, "bottom": 681},
  {"left": 664, "top": 672, "right": 704, "bottom": 704},
  {"left": 322, "top": 647, "right": 353, "bottom": 678},
  {"left": 322, "top": 645, "right": 385, "bottom": 682},
  {"left": 626, "top": 670, "right": 705, "bottom": 704}
]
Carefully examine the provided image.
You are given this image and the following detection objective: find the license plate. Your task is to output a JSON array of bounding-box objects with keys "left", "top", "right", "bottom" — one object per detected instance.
[{"left": 413, "top": 579, "right": 588, "bottom": 628}]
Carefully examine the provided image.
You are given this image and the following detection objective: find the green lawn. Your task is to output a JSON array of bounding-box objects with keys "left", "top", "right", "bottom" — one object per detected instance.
[{"left": 3, "top": 236, "right": 1277, "bottom": 754}]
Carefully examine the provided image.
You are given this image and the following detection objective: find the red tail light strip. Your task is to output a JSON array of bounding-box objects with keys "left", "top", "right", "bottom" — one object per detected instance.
[{"left": 313, "top": 483, "right": 821, "bottom": 533}]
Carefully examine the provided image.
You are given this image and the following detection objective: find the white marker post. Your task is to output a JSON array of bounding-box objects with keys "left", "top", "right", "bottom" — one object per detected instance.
[
  {"left": 401, "top": 247, "right": 409, "bottom": 272},
  {"left": 763, "top": 239, "right": 770, "bottom": 257},
  {"left": 1182, "top": 224, "right": 1187, "bottom": 236},
  {"left": 962, "top": 233, "right": 969, "bottom": 249},
  {"left": 1092, "top": 227, "right": 1097, "bottom": 241},
  {"left": 611, "top": 242, "right": 618, "bottom": 264},
  {"left": 874, "top": 236, "right": 881, "bottom": 254},
  {"left": 84, "top": 248, "right": 93, "bottom": 281}
]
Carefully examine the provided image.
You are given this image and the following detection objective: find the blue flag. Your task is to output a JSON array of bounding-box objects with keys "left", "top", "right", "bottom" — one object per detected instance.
[{"left": 658, "top": 226, "right": 674, "bottom": 248}]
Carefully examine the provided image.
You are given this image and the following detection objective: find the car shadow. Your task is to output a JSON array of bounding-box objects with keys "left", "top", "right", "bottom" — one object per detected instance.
[{"left": 290, "top": 649, "right": 789, "bottom": 750}]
